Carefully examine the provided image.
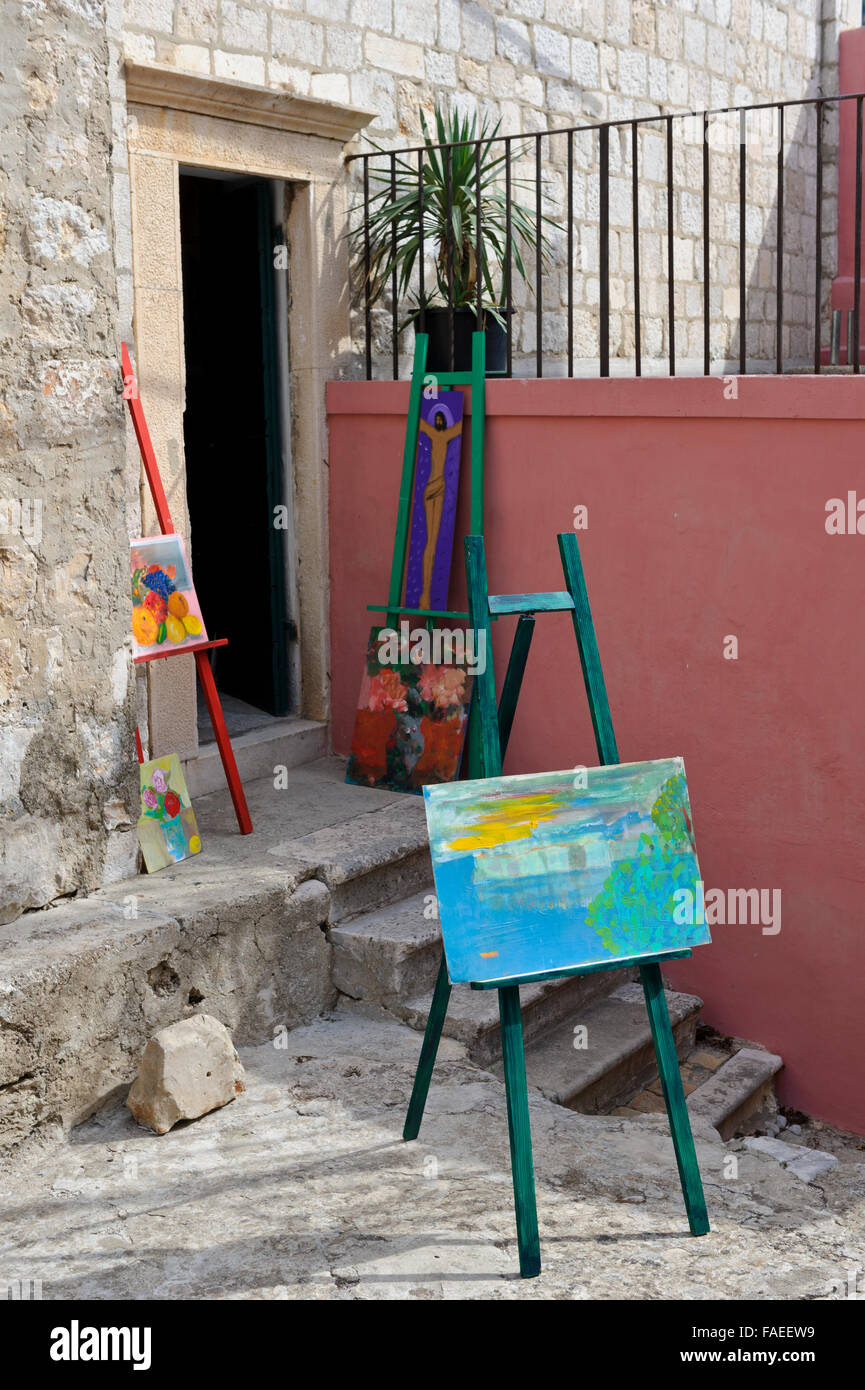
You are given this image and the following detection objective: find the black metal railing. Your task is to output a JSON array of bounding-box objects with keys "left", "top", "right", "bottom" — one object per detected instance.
[{"left": 348, "top": 93, "right": 865, "bottom": 380}]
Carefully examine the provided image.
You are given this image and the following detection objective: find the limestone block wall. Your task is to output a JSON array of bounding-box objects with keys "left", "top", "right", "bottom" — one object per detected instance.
[
  {"left": 0, "top": 0, "right": 860, "bottom": 922},
  {"left": 0, "top": 0, "right": 137, "bottom": 923},
  {"left": 120, "top": 0, "right": 861, "bottom": 375}
]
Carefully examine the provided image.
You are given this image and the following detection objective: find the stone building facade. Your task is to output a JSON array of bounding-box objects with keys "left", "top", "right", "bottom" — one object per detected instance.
[
  {"left": 120, "top": 0, "right": 859, "bottom": 372},
  {"left": 0, "top": 0, "right": 860, "bottom": 923}
]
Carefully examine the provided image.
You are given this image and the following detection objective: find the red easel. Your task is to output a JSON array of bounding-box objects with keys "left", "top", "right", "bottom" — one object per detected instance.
[{"left": 123, "top": 342, "right": 253, "bottom": 835}]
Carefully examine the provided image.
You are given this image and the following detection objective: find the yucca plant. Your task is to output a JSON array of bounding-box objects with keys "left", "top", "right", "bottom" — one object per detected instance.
[{"left": 350, "top": 103, "right": 549, "bottom": 332}]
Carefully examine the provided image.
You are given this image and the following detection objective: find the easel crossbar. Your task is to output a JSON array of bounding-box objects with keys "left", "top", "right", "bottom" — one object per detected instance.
[
  {"left": 366, "top": 605, "right": 469, "bottom": 620},
  {"left": 468, "top": 949, "right": 693, "bottom": 991},
  {"left": 489, "top": 591, "right": 575, "bottom": 616}
]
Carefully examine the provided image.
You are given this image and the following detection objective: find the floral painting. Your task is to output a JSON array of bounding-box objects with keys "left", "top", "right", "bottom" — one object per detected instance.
[
  {"left": 345, "top": 625, "right": 474, "bottom": 794},
  {"left": 130, "top": 534, "right": 208, "bottom": 660},
  {"left": 137, "top": 753, "right": 202, "bottom": 873},
  {"left": 424, "top": 758, "right": 710, "bottom": 984}
]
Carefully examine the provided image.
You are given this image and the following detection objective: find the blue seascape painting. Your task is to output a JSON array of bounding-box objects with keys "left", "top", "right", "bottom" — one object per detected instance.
[{"left": 423, "top": 759, "right": 710, "bottom": 985}]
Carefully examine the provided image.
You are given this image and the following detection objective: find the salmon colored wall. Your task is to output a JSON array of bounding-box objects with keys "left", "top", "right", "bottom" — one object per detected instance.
[{"left": 327, "top": 375, "right": 865, "bottom": 1135}]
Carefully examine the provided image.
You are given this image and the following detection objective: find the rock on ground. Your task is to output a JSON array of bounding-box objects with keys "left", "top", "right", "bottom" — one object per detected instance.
[
  {"left": 126, "top": 1014, "right": 245, "bottom": 1135},
  {"left": 1, "top": 1010, "right": 862, "bottom": 1300}
]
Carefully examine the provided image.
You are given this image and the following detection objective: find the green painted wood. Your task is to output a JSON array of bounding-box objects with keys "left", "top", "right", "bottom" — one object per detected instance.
[
  {"left": 407, "top": 527, "right": 708, "bottom": 1267},
  {"left": 401, "top": 338, "right": 491, "bottom": 1160},
  {"left": 499, "top": 984, "right": 541, "bottom": 1278},
  {"left": 640, "top": 961, "right": 710, "bottom": 1236},
  {"left": 470, "top": 332, "right": 486, "bottom": 536},
  {"left": 465, "top": 534, "right": 501, "bottom": 779},
  {"left": 386, "top": 334, "right": 429, "bottom": 621},
  {"left": 469, "top": 949, "right": 693, "bottom": 991},
  {"left": 557, "top": 531, "right": 620, "bottom": 766},
  {"left": 498, "top": 614, "right": 535, "bottom": 762},
  {"left": 366, "top": 604, "right": 469, "bottom": 620},
  {"left": 430, "top": 371, "right": 475, "bottom": 386},
  {"left": 489, "top": 591, "right": 575, "bottom": 616},
  {"left": 256, "top": 183, "right": 290, "bottom": 716},
  {"left": 403, "top": 953, "right": 452, "bottom": 1142}
]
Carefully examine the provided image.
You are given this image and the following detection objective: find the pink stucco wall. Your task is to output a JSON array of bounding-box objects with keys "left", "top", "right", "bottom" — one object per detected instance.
[{"left": 327, "top": 375, "right": 865, "bottom": 1134}]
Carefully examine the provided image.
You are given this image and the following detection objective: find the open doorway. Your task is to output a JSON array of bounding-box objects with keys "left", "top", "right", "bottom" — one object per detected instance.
[{"left": 179, "top": 168, "right": 296, "bottom": 737}]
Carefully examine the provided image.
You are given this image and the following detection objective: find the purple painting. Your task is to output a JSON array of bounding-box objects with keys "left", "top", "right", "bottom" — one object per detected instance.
[{"left": 404, "top": 392, "right": 464, "bottom": 612}]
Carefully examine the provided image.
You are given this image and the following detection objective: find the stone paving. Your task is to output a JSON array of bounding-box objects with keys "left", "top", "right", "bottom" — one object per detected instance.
[{"left": 2, "top": 1010, "right": 862, "bottom": 1301}]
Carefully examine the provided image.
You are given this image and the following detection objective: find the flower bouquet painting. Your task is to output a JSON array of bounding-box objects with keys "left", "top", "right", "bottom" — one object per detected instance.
[
  {"left": 130, "top": 534, "right": 208, "bottom": 660},
  {"left": 137, "top": 754, "right": 202, "bottom": 873},
  {"left": 345, "top": 626, "right": 474, "bottom": 794}
]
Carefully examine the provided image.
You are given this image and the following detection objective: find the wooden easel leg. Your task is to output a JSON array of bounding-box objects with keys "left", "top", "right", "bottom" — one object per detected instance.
[
  {"left": 499, "top": 985, "right": 541, "bottom": 1278},
  {"left": 194, "top": 649, "right": 253, "bottom": 835},
  {"left": 497, "top": 614, "right": 535, "bottom": 762},
  {"left": 639, "top": 962, "right": 710, "bottom": 1236},
  {"left": 403, "top": 954, "right": 451, "bottom": 1141}
]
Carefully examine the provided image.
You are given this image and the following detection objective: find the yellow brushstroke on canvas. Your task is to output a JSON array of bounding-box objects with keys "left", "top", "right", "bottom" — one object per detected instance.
[{"left": 446, "top": 792, "right": 567, "bottom": 852}]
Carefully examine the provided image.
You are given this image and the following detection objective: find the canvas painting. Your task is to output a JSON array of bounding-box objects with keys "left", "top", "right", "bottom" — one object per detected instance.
[
  {"left": 137, "top": 753, "right": 202, "bottom": 873},
  {"left": 345, "top": 625, "right": 474, "bottom": 794},
  {"left": 130, "top": 533, "right": 208, "bottom": 660},
  {"left": 424, "top": 758, "right": 709, "bottom": 984},
  {"left": 404, "top": 391, "right": 464, "bottom": 612}
]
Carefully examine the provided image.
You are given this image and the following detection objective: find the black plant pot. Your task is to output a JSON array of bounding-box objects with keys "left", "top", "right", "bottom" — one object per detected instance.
[{"left": 419, "top": 307, "right": 509, "bottom": 375}]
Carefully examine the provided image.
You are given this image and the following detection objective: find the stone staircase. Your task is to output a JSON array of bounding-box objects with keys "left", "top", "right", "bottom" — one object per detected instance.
[
  {"left": 328, "top": 822, "right": 787, "bottom": 1133},
  {"left": 0, "top": 757, "right": 782, "bottom": 1162},
  {"left": 328, "top": 887, "right": 731, "bottom": 1118}
]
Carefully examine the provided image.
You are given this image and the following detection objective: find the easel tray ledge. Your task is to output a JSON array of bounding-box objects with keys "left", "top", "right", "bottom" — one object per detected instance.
[{"left": 467, "top": 948, "right": 694, "bottom": 991}]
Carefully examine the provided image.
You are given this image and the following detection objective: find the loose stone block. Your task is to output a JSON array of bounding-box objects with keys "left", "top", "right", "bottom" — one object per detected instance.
[
  {"left": 744, "top": 1134, "right": 801, "bottom": 1162},
  {"left": 785, "top": 1149, "right": 839, "bottom": 1184},
  {"left": 126, "top": 1014, "right": 245, "bottom": 1135},
  {"left": 744, "top": 1135, "right": 839, "bottom": 1184}
]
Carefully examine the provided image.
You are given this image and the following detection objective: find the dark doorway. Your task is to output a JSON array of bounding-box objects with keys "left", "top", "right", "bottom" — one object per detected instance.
[{"left": 179, "top": 170, "right": 291, "bottom": 725}]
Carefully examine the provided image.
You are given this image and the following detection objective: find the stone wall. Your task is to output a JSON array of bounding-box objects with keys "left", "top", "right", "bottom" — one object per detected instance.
[
  {"left": 121, "top": 0, "right": 861, "bottom": 375},
  {"left": 0, "top": 0, "right": 137, "bottom": 923},
  {"left": 1, "top": 0, "right": 860, "bottom": 922}
]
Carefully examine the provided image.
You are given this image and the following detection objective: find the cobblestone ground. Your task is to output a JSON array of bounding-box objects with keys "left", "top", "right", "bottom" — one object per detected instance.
[{"left": 2, "top": 1011, "right": 862, "bottom": 1301}]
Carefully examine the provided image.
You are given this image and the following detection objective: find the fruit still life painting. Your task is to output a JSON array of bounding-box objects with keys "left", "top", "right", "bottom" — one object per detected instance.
[
  {"left": 345, "top": 625, "right": 474, "bottom": 794},
  {"left": 130, "top": 534, "right": 208, "bottom": 659},
  {"left": 137, "top": 754, "right": 202, "bottom": 873}
]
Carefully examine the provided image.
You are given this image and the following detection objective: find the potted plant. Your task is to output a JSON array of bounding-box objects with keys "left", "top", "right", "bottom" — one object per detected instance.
[{"left": 350, "top": 104, "right": 549, "bottom": 374}]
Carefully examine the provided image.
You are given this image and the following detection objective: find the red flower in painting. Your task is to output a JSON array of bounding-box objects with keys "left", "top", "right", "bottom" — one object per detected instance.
[
  {"left": 412, "top": 713, "right": 464, "bottom": 783},
  {"left": 368, "top": 670, "right": 408, "bottom": 712},
  {"left": 350, "top": 707, "right": 396, "bottom": 781},
  {"left": 418, "top": 664, "right": 465, "bottom": 710},
  {"left": 164, "top": 791, "right": 181, "bottom": 819}
]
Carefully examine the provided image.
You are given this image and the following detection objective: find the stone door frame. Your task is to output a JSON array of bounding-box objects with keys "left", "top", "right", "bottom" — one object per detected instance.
[{"left": 124, "top": 62, "right": 372, "bottom": 760}]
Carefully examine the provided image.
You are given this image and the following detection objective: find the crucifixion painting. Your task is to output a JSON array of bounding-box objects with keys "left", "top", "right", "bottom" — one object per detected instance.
[{"left": 404, "top": 392, "right": 464, "bottom": 612}]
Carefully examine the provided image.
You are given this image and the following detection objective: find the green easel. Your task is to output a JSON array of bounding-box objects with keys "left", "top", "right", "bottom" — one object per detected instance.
[
  {"left": 367, "top": 330, "right": 487, "bottom": 638},
  {"left": 403, "top": 531, "right": 710, "bottom": 1278}
]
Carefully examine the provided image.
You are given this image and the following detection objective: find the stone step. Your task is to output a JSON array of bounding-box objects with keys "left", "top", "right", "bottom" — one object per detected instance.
[
  {"left": 687, "top": 1046, "right": 784, "bottom": 1140},
  {"left": 183, "top": 717, "right": 328, "bottom": 800},
  {"left": 187, "top": 755, "right": 434, "bottom": 926},
  {"left": 329, "top": 892, "right": 442, "bottom": 1003},
  {"left": 288, "top": 806, "right": 433, "bottom": 922},
  {"left": 511, "top": 982, "right": 703, "bottom": 1113},
  {"left": 0, "top": 758, "right": 436, "bottom": 1159},
  {"left": 398, "top": 966, "right": 635, "bottom": 1070}
]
